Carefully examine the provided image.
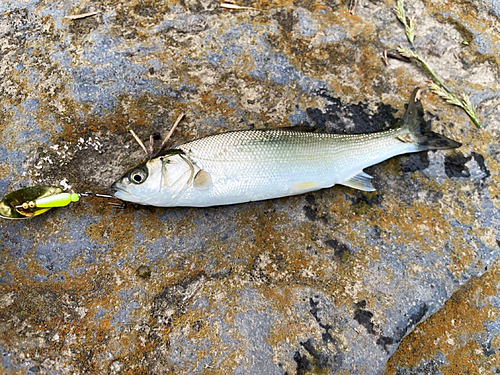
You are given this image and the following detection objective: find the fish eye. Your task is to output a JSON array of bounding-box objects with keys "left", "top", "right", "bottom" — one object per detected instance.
[{"left": 128, "top": 167, "right": 148, "bottom": 185}]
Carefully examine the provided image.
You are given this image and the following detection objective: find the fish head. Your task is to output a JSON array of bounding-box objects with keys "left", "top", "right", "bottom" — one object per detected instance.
[
  {"left": 112, "top": 151, "right": 193, "bottom": 206},
  {"left": 112, "top": 159, "right": 162, "bottom": 205}
]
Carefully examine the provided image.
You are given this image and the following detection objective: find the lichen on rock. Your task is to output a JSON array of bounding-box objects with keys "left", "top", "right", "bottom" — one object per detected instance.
[{"left": 0, "top": 0, "right": 499, "bottom": 374}]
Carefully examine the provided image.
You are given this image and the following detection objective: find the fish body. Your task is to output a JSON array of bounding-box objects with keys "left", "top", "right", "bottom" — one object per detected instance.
[{"left": 112, "top": 89, "right": 460, "bottom": 207}]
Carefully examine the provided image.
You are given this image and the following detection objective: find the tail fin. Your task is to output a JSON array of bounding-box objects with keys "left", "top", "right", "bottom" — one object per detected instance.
[{"left": 399, "top": 88, "right": 461, "bottom": 151}]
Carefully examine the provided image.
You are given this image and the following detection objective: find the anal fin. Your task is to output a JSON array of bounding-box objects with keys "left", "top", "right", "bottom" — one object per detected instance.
[{"left": 339, "top": 171, "right": 375, "bottom": 192}]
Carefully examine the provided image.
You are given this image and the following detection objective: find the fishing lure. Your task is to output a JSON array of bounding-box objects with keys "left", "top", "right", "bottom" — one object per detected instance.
[
  {"left": 112, "top": 88, "right": 461, "bottom": 207},
  {"left": 0, "top": 186, "right": 113, "bottom": 219}
]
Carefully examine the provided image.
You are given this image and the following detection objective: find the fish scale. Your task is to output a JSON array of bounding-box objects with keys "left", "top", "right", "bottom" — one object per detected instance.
[
  {"left": 112, "top": 89, "right": 461, "bottom": 207},
  {"left": 171, "top": 129, "right": 412, "bottom": 206}
]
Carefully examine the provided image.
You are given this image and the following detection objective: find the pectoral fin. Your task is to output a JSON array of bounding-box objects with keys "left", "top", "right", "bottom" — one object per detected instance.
[
  {"left": 339, "top": 172, "right": 375, "bottom": 192},
  {"left": 193, "top": 169, "right": 212, "bottom": 190}
]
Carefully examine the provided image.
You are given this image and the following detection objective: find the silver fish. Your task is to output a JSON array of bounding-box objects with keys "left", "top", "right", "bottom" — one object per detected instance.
[{"left": 112, "top": 89, "right": 460, "bottom": 207}]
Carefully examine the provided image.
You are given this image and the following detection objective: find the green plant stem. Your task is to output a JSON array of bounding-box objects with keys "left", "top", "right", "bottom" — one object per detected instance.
[
  {"left": 395, "top": 0, "right": 415, "bottom": 46},
  {"left": 393, "top": 1, "right": 482, "bottom": 128},
  {"left": 397, "top": 47, "right": 448, "bottom": 90}
]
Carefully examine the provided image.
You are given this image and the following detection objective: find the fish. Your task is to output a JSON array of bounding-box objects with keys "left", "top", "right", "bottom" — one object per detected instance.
[{"left": 112, "top": 89, "right": 461, "bottom": 207}]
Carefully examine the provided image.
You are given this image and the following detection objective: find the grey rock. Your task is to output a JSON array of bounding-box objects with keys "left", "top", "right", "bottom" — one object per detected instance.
[{"left": 0, "top": 0, "right": 499, "bottom": 374}]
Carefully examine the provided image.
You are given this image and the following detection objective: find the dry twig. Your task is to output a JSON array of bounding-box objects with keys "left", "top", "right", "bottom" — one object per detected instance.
[
  {"left": 220, "top": 3, "right": 258, "bottom": 10},
  {"left": 129, "top": 129, "right": 149, "bottom": 156},
  {"left": 157, "top": 113, "right": 185, "bottom": 156},
  {"left": 348, "top": 0, "right": 357, "bottom": 14},
  {"left": 129, "top": 113, "right": 186, "bottom": 160},
  {"left": 63, "top": 11, "right": 100, "bottom": 20},
  {"left": 385, "top": 50, "right": 411, "bottom": 63}
]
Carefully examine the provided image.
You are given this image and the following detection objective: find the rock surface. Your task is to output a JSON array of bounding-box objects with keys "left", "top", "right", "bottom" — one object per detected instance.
[
  {"left": 0, "top": 0, "right": 499, "bottom": 374},
  {"left": 387, "top": 259, "right": 500, "bottom": 374}
]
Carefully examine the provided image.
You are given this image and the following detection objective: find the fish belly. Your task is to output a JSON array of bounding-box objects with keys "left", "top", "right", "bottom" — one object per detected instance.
[{"left": 183, "top": 158, "right": 335, "bottom": 206}]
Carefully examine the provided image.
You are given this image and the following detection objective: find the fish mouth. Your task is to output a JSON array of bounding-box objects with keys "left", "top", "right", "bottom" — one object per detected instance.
[
  {"left": 110, "top": 180, "right": 123, "bottom": 196},
  {"left": 113, "top": 189, "right": 134, "bottom": 202},
  {"left": 110, "top": 180, "right": 121, "bottom": 193},
  {"left": 112, "top": 186, "right": 143, "bottom": 205},
  {"left": 111, "top": 179, "right": 155, "bottom": 205},
  {"left": 111, "top": 180, "right": 134, "bottom": 201}
]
